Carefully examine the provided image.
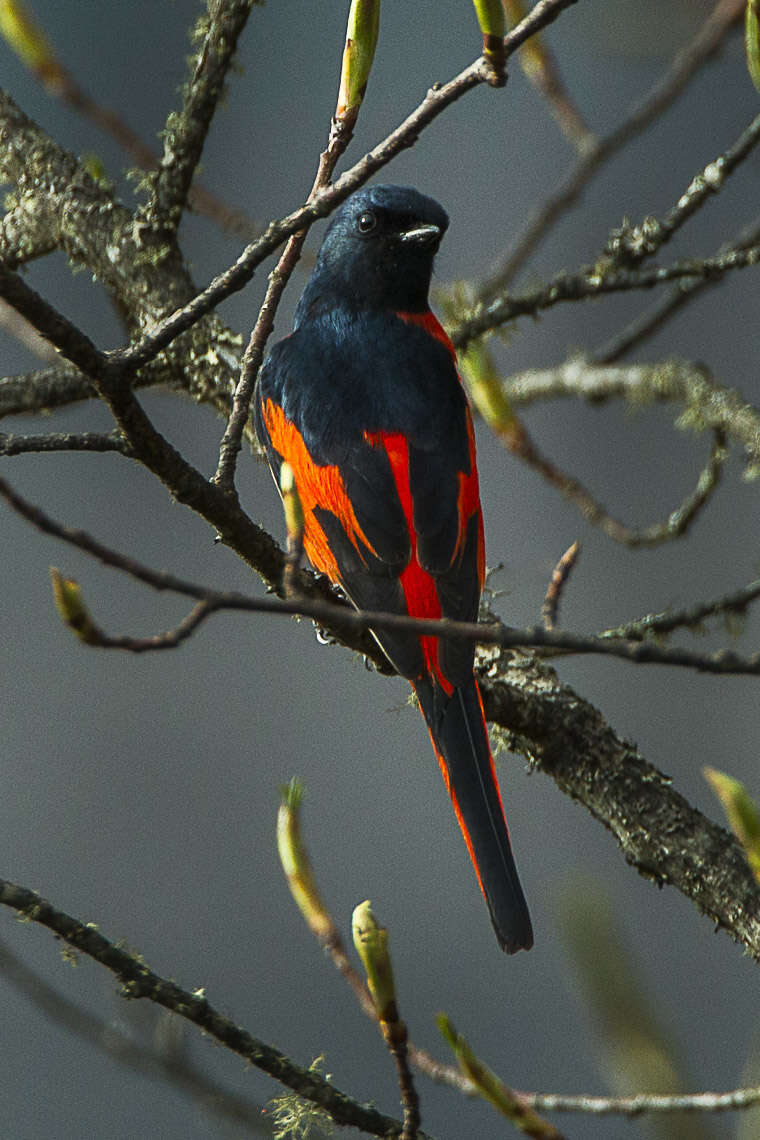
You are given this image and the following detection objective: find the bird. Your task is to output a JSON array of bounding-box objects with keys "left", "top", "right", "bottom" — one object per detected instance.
[{"left": 254, "top": 184, "right": 533, "bottom": 953}]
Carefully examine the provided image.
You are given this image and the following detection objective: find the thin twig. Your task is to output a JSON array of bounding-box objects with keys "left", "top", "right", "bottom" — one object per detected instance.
[
  {"left": 5, "top": 507, "right": 760, "bottom": 959},
  {"left": 593, "top": 214, "right": 760, "bottom": 363},
  {"left": 0, "top": 261, "right": 301, "bottom": 612},
  {"left": 542, "top": 541, "right": 580, "bottom": 630},
  {"left": 0, "top": 4, "right": 585, "bottom": 634},
  {"left": 438, "top": 1015, "right": 566, "bottom": 1138},
  {"left": 523, "top": 1086, "right": 760, "bottom": 1116},
  {"left": 601, "top": 110, "right": 760, "bottom": 271},
  {"left": 0, "top": 939, "right": 271, "bottom": 1134},
  {"left": 213, "top": 85, "right": 357, "bottom": 492},
  {"left": 277, "top": 789, "right": 474, "bottom": 1098},
  {"left": 504, "top": 0, "right": 594, "bottom": 153},
  {"left": 475, "top": 0, "right": 745, "bottom": 296},
  {"left": 389, "top": 1028, "right": 421, "bottom": 1140},
  {"left": 0, "top": 264, "right": 110, "bottom": 379},
  {"left": 0, "top": 0, "right": 579, "bottom": 431},
  {"left": 451, "top": 99, "right": 760, "bottom": 349},
  {"left": 96, "top": 0, "right": 580, "bottom": 376},
  {"left": 507, "top": 419, "right": 726, "bottom": 548},
  {"left": 453, "top": 240, "right": 760, "bottom": 349},
  {"left": 65, "top": 595, "right": 216, "bottom": 653},
  {"left": 504, "top": 358, "right": 760, "bottom": 475},
  {"left": 602, "top": 577, "right": 760, "bottom": 643},
  {"left": 13, "top": 875, "right": 756, "bottom": 1124},
  {"left": 0, "top": 879, "right": 432, "bottom": 1140},
  {"left": 0, "top": 429, "right": 130, "bottom": 457},
  {"left": 4, "top": 472, "right": 760, "bottom": 677},
  {"left": 148, "top": 0, "right": 254, "bottom": 229}
]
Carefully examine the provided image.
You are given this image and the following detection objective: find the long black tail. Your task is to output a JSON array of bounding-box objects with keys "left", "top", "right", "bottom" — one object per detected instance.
[{"left": 414, "top": 673, "right": 533, "bottom": 954}]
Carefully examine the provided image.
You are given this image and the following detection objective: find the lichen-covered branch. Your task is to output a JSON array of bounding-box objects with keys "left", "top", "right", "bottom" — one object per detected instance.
[
  {"left": 0, "top": 360, "right": 180, "bottom": 419},
  {"left": 0, "top": 90, "right": 189, "bottom": 329},
  {"left": 593, "top": 214, "right": 760, "bottom": 363},
  {"left": 3, "top": 464, "right": 760, "bottom": 960},
  {"left": 7, "top": 468, "right": 760, "bottom": 675},
  {"left": 478, "top": 650, "right": 760, "bottom": 960},
  {"left": 0, "top": 429, "right": 129, "bottom": 456},
  {"left": 603, "top": 576, "right": 760, "bottom": 642},
  {"left": 0, "top": 89, "right": 242, "bottom": 417},
  {"left": 525, "top": 1084, "right": 760, "bottom": 1116},
  {"left": 147, "top": 0, "right": 256, "bottom": 229},
  {"left": 452, "top": 240, "right": 760, "bottom": 349},
  {"left": 505, "top": 358, "right": 760, "bottom": 474}
]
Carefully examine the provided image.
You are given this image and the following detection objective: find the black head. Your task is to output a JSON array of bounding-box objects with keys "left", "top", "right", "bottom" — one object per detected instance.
[{"left": 297, "top": 185, "right": 449, "bottom": 320}]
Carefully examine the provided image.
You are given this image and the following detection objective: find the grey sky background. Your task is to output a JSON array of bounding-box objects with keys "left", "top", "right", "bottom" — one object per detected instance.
[{"left": 2, "top": 2, "right": 760, "bottom": 1138}]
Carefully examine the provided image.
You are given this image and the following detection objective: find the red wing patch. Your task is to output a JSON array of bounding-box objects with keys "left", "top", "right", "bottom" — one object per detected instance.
[
  {"left": 395, "top": 310, "right": 485, "bottom": 587},
  {"left": 364, "top": 429, "right": 454, "bottom": 696},
  {"left": 261, "top": 398, "right": 377, "bottom": 581}
]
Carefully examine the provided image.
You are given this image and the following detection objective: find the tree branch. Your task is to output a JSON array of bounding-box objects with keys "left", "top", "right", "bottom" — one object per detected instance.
[
  {"left": 0, "top": 469, "right": 387, "bottom": 667},
  {"left": 3, "top": 454, "right": 760, "bottom": 960},
  {"left": 475, "top": 0, "right": 745, "bottom": 295},
  {"left": 505, "top": 358, "right": 760, "bottom": 474},
  {"left": 0, "top": 264, "right": 301, "bottom": 618},
  {"left": 0, "top": 360, "right": 178, "bottom": 421},
  {"left": 0, "top": 879, "right": 434, "bottom": 1140},
  {"left": 452, "top": 240, "right": 760, "bottom": 349},
  {"left": 602, "top": 110, "right": 760, "bottom": 271},
  {"left": 602, "top": 576, "right": 760, "bottom": 642},
  {"left": 0, "top": 0, "right": 579, "bottom": 429},
  {"left": 0, "top": 90, "right": 242, "bottom": 418},
  {"left": 0, "top": 0, "right": 262, "bottom": 242},
  {"left": 593, "top": 214, "right": 760, "bottom": 363},
  {"left": 5, "top": 471, "right": 760, "bottom": 679},
  {"left": 479, "top": 649, "right": 760, "bottom": 961},
  {"left": 525, "top": 1085, "right": 760, "bottom": 1116},
  {"left": 451, "top": 108, "right": 760, "bottom": 347},
  {"left": 0, "top": 3, "right": 583, "bottom": 670},
  {"left": 0, "top": 938, "right": 270, "bottom": 1134},
  {"left": 147, "top": 0, "right": 255, "bottom": 229},
  {"left": 0, "top": 263, "right": 111, "bottom": 377},
  {"left": 0, "top": 197, "right": 57, "bottom": 268},
  {"left": 93, "top": 0, "right": 581, "bottom": 375},
  {"left": 0, "top": 91, "right": 193, "bottom": 332},
  {"left": 504, "top": 419, "right": 725, "bottom": 547},
  {"left": 0, "top": 429, "right": 130, "bottom": 457}
]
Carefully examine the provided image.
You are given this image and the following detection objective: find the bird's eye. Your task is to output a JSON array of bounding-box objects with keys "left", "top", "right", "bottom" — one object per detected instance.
[{"left": 357, "top": 210, "right": 377, "bottom": 234}]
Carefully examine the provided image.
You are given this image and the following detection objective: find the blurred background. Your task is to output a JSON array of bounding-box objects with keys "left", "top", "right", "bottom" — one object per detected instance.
[{"left": 2, "top": 1, "right": 760, "bottom": 1137}]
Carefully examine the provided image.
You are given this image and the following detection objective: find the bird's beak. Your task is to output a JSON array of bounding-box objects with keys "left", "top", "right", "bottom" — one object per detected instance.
[{"left": 399, "top": 223, "right": 441, "bottom": 246}]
